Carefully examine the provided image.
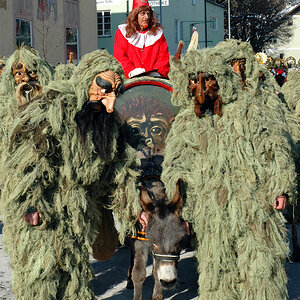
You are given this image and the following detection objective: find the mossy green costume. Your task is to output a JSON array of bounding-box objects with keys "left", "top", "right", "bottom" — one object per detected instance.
[
  {"left": 281, "top": 69, "right": 300, "bottom": 260},
  {"left": 54, "top": 62, "right": 76, "bottom": 81},
  {"left": 0, "top": 46, "right": 53, "bottom": 191},
  {"left": 281, "top": 70, "right": 300, "bottom": 142},
  {"left": 161, "top": 40, "right": 297, "bottom": 299},
  {"left": 0, "top": 50, "right": 140, "bottom": 299}
]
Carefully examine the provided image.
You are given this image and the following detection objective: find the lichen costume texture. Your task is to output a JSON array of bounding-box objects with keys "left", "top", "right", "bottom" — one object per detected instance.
[
  {"left": 280, "top": 69, "right": 300, "bottom": 144},
  {"left": 0, "top": 50, "right": 140, "bottom": 299},
  {"left": 54, "top": 62, "right": 76, "bottom": 81},
  {"left": 280, "top": 69, "right": 300, "bottom": 209},
  {"left": 161, "top": 40, "right": 297, "bottom": 300},
  {"left": 0, "top": 46, "right": 53, "bottom": 191}
]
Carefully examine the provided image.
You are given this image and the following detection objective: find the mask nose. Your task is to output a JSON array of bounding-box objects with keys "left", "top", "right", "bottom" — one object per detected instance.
[
  {"left": 23, "top": 74, "right": 30, "bottom": 83},
  {"left": 101, "top": 93, "right": 116, "bottom": 113}
]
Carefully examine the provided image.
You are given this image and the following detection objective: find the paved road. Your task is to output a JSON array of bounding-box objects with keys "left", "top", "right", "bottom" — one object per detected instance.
[{"left": 1, "top": 222, "right": 300, "bottom": 300}]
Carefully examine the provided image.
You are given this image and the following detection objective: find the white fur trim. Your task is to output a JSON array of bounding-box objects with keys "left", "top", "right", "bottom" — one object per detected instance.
[{"left": 118, "top": 24, "right": 163, "bottom": 49}]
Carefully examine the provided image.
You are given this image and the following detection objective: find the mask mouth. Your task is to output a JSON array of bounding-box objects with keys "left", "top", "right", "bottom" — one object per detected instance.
[{"left": 15, "top": 81, "right": 42, "bottom": 106}]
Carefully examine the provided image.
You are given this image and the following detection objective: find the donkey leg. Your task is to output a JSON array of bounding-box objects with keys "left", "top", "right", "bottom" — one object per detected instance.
[
  {"left": 132, "top": 239, "right": 150, "bottom": 300},
  {"left": 152, "top": 260, "right": 164, "bottom": 300},
  {"left": 126, "top": 238, "right": 135, "bottom": 289}
]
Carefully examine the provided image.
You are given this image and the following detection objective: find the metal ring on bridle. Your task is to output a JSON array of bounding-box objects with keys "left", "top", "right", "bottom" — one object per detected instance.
[{"left": 151, "top": 251, "right": 180, "bottom": 262}]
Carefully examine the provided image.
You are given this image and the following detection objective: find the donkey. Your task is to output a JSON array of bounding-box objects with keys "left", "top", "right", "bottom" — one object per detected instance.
[{"left": 128, "top": 177, "right": 187, "bottom": 300}]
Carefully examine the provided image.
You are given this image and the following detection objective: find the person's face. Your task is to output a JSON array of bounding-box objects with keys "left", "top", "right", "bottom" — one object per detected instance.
[{"left": 137, "top": 10, "right": 150, "bottom": 31}]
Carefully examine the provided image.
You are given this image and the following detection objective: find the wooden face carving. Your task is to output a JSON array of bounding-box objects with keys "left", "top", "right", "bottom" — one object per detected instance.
[
  {"left": 88, "top": 70, "right": 124, "bottom": 113},
  {"left": 12, "top": 60, "right": 42, "bottom": 106},
  {"left": 12, "top": 60, "right": 38, "bottom": 84},
  {"left": 0, "top": 62, "right": 5, "bottom": 75},
  {"left": 229, "top": 58, "right": 246, "bottom": 87},
  {"left": 189, "top": 72, "right": 223, "bottom": 118},
  {"left": 127, "top": 112, "right": 170, "bottom": 149}
]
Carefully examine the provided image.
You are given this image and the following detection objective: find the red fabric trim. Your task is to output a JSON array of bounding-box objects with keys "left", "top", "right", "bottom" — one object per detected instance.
[{"left": 125, "top": 80, "right": 173, "bottom": 92}]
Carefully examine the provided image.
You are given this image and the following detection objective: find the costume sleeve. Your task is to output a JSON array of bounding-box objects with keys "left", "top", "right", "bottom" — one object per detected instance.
[
  {"left": 113, "top": 29, "right": 135, "bottom": 78},
  {"left": 153, "top": 34, "right": 170, "bottom": 78},
  {"left": 1, "top": 94, "right": 61, "bottom": 229},
  {"left": 109, "top": 140, "right": 141, "bottom": 244}
]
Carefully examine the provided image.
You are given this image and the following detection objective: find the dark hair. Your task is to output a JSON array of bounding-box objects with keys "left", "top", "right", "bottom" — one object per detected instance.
[
  {"left": 126, "top": 6, "right": 162, "bottom": 38},
  {"left": 74, "top": 101, "right": 116, "bottom": 160}
]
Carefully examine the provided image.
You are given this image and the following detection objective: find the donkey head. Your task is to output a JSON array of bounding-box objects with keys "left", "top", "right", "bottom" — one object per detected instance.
[{"left": 140, "top": 178, "right": 186, "bottom": 289}]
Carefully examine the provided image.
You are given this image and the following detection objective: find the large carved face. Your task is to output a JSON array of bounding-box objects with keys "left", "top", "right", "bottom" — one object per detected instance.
[
  {"left": 127, "top": 112, "right": 170, "bottom": 149},
  {"left": 88, "top": 70, "right": 124, "bottom": 113},
  {"left": 12, "top": 60, "right": 42, "bottom": 106}
]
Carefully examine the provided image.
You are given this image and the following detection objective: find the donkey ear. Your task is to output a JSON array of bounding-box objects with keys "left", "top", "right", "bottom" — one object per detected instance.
[
  {"left": 168, "top": 178, "right": 183, "bottom": 216},
  {"left": 139, "top": 186, "right": 154, "bottom": 214}
]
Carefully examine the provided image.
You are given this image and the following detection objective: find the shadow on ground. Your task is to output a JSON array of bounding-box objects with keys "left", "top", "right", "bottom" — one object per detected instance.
[{"left": 90, "top": 246, "right": 198, "bottom": 300}]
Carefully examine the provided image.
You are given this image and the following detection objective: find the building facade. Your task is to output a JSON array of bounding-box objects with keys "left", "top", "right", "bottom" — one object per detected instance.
[
  {"left": 96, "top": 0, "right": 224, "bottom": 55},
  {"left": 265, "top": 4, "right": 300, "bottom": 62},
  {"left": 0, "top": 0, "right": 98, "bottom": 66}
]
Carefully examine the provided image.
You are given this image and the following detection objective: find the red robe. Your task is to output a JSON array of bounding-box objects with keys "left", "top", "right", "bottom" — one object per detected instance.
[{"left": 113, "top": 24, "right": 170, "bottom": 78}]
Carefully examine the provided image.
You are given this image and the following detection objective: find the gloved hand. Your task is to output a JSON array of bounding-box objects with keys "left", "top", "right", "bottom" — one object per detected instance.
[
  {"left": 129, "top": 68, "right": 146, "bottom": 78},
  {"left": 147, "top": 71, "right": 161, "bottom": 78}
]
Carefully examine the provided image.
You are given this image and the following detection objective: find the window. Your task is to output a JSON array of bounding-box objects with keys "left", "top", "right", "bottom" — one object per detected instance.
[
  {"left": 0, "top": 0, "right": 7, "bottom": 9},
  {"left": 175, "top": 19, "right": 180, "bottom": 43},
  {"left": 209, "top": 16, "right": 217, "bottom": 30},
  {"left": 97, "top": 11, "right": 111, "bottom": 37},
  {"left": 66, "top": 27, "right": 79, "bottom": 64},
  {"left": 16, "top": 19, "right": 32, "bottom": 47}
]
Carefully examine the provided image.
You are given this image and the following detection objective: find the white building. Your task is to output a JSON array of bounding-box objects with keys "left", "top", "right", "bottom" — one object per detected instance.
[{"left": 265, "top": 4, "right": 300, "bottom": 63}]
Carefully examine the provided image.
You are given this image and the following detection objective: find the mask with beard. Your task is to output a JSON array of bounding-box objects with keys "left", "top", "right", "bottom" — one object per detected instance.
[
  {"left": 74, "top": 100, "right": 117, "bottom": 161},
  {"left": 12, "top": 60, "right": 43, "bottom": 106}
]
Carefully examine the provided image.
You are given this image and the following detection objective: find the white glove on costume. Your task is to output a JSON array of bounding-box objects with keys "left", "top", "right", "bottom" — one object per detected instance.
[{"left": 129, "top": 68, "right": 146, "bottom": 78}]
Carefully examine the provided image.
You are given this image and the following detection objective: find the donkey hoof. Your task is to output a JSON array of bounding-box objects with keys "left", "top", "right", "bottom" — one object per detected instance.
[
  {"left": 160, "top": 279, "right": 177, "bottom": 289},
  {"left": 126, "top": 278, "right": 134, "bottom": 289}
]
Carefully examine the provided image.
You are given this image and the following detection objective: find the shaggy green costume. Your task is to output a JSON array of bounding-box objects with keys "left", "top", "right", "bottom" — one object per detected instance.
[
  {"left": 1, "top": 50, "right": 140, "bottom": 299},
  {"left": 281, "top": 69, "right": 300, "bottom": 234},
  {"left": 281, "top": 70, "right": 300, "bottom": 140},
  {"left": 0, "top": 46, "right": 53, "bottom": 191},
  {"left": 161, "top": 40, "right": 297, "bottom": 300},
  {"left": 54, "top": 63, "right": 76, "bottom": 81}
]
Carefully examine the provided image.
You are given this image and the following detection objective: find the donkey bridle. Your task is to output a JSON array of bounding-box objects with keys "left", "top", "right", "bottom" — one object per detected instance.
[{"left": 151, "top": 251, "right": 180, "bottom": 262}]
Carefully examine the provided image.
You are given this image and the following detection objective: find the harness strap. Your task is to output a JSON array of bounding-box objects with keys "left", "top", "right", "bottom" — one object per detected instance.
[
  {"left": 130, "top": 230, "right": 149, "bottom": 241},
  {"left": 151, "top": 251, "right": 180, "bottom": 262}
]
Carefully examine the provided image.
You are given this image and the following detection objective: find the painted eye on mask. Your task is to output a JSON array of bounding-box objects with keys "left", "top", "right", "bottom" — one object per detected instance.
[{"left": 100, "top": 88, "right": 113, "bottom": 94}]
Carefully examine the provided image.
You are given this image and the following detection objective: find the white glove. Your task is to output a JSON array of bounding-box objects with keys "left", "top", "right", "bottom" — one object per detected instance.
[{"left": 129, "top": 68, "right": 146, "bottom": 78}]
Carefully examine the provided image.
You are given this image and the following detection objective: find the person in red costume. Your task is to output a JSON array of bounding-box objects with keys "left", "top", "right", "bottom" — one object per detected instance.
[{"left": 113, "top": 0, "right": 170, "bottom": 79}]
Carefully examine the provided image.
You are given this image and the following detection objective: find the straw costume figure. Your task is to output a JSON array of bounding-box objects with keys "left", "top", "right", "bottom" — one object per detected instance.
[
  {"left": 161, "top": 40, "right": 297, "bottom": 299},
  {"left": 280, "top": 69, "right": 300, "bottom": 261},
  {"left": 0, "top": 50, "right": 140, "bottom": 299},
  {"left": 0, "top": 46, "right": 53, "bottom": 190}
]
